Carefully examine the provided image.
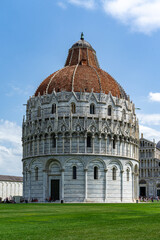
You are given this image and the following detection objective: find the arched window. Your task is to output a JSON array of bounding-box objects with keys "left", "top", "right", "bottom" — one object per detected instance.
[
  {"left": 52, "top": 135, "right": 56, "bottom": 148},
  {"left": 112, "top": 167, "right": 116, "bottom": 180},
  {"left": 123, "top": 109, "right": 126, "bottom": 119},
  {"left": 127, "top": 169, "right": 129, "bottom": 181},
  {"left": 52, "top": 104, "right": 56, "bottom": 114},
  {"left": 113, "top": 138, "right": 116, "bottom": 149},
  {"left": 94, "top": 166, "right": 98, "bottom": 179},
  {"left": 87, "top": 135, "right": 92, "bottom": 147},
  {"left": 37, "top": 107, "right": 41, "bottom": 117},
  {"left": 35, "top": 167, "right": 38, "bottom": 181},
  {"left": 71, "top": 103, "right": 76, "bottom": 114},
  {"left": 90, "top": 103, "right": 95, "bottom": 114},
  {"left": 108, "top": 106, "right": 112, "bottom": 116},
  {"left": 73, "top": 166, "right": 77, "bottom": 179}
]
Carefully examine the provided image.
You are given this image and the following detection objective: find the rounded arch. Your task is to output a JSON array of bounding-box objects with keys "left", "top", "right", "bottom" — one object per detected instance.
[
  {"left": 139, "top": 179, "right": 146, "bottom": 184},
  {"left": 45, "top": 158, "right": 62, "bottom": 171},
  {"left": 92, "top": 164, "right": 100, "bottom": 170},
  {"left": 111, "top": 165, "right": 118, "bottom": 171},
  {"left": 90, "top": 103, "right": 95, "bottom": 114},
  {"left": 71, "top": 102, "right": 76, "bottom": 114},
  {"left": 106, "top": 158, "right": 123, "bottom": 171},
  {"left": 29, "top": 159, "right": 41, "bottom": 170},
  {"left": 124, "top": 161, "right": 133, "bottom": 171},
  {"left": 86, "top": 158, "right": 106, "bottom": 170},
  {"left": 108, "top": 105, "right": 112, "bottom": 116},
  {"left": 64, "top": 156, "right": 84, "bottom": 169}
]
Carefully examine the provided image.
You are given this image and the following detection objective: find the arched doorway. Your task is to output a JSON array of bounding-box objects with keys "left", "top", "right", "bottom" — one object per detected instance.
[
  {"left": 139, "top": 179, "right": 146, "bottom": 197},
  {"left": 157, "top": 184, "right": 160, "bottom": 197},
  {"left": 45, "top": 160, "right": 62, "bottom": 202}
]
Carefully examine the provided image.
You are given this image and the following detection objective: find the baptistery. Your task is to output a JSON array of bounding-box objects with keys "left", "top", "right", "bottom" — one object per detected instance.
[{"left": 22, "top": 34, "right": 139, "bottom": 202}]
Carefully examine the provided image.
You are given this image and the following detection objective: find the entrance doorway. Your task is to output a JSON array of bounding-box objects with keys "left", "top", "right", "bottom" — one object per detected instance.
[
  {"left": 157, "top": 189, "right": 160, "bottom": 197},
  {"left": 140, "top": 187, "right": 146, "bottom": 196},
  {"left": 51, "top": 180, "right": 60, "bottom": 201}
]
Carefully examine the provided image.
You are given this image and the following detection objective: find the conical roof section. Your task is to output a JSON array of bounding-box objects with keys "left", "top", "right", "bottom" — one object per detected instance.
[{"left": 65, "top": 35, "right": 100, "bottom": 68}]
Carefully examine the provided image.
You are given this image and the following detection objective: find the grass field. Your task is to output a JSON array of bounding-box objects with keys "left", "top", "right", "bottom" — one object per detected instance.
[{"left": 0, "top": 203, "right": 160, "bottom": 240}]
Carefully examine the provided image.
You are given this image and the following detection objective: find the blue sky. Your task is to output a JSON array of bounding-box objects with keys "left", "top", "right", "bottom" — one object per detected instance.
[{"left": 0, "top": 0, "right": 160, "bottom": 175}]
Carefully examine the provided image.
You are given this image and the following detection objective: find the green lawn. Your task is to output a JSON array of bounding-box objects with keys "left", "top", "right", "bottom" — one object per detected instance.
[{"left": 0, "top": 203, "right": 160, "bottom": 240}]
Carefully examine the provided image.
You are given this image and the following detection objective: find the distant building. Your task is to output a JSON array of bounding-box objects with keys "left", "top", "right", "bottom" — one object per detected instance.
[
  {"left": 0, "top": 175, "right": 23, "bottom": 200},
  {"left": 139, "top": 134, "right": 160, "bottom": 198}
]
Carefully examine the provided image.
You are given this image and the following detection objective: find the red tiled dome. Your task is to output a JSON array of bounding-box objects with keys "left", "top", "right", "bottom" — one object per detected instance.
[{"left": 35, "top": 37, "right": 127, "bottom": 99}]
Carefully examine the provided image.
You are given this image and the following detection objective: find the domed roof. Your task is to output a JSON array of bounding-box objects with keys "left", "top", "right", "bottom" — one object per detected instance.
[
  {"left": 35, "top": 35, "right": 128, "bottom": 99},
  {"left": 71, "top": 39, "right": 93, "bottom": 49},
  {"left": 157, "top": 141, "right": 160, "bottom": 149}
]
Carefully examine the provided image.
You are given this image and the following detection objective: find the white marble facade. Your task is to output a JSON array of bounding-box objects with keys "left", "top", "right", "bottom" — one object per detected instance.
[
  {"left": 22, "top": 90, "right": 139, "bottom": 202},
  {"left": 139, "top": 135, "right": 160, "bottom": 198},
  {"left": 0, "top": 176, "right": 23, "bottom": 200}
]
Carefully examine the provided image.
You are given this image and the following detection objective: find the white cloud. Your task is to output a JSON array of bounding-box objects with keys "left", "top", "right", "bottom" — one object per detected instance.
[
  {"left": 138, "top": 113, "right": 160, "bottom": 126},
  {"left": 139, "top": 125, "right": 160, "bottom": 143},
  {"left": 58, "top": 0, "right": 160, "bottom": 33},
  {"left": 57, "top": 1, "right": 67, "bottom": 9},
  {"left": 149, "top": 92, "right": 160, "bottom": 102},
  {"left": 68, "top": 0, "right": 96, "bottom": 9},
  {"left": 0, "top": 120, "right": 22, "bottom": 176},
  {"left": 102, "top": 0, "right": 160, "bottom": 34}
]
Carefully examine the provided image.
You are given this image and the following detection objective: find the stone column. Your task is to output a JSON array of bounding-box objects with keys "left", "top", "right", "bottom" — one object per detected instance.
[
  {"left": 128, "top": 140, "right": 130, "bottom": 157},
  {"left": 105, "top": 135, "right": 108, "bottom": 154},
  {"left": 48, "top": 134, "right": 51, "bottom": 154},
  {"left": 104, "top": 169, "right": 108, "bottom": 202},
  {"left": 28, "top": 140, "right": 30, "bottom": 156},
  {"left": 55, "top": 134, "right": 58, "bottom": 154},
  {"left": 42, "top": 136, "right": 45, "bottom": 155},
  {"left": 32, "top": 137, "right": 35, "bottom": 156},
  {"left": 61, "top": 169, "right": 65, "bottom": 200},
  {"left": 117, "top": 135, "right": 119, "bottom": 155},
  {"left": 69, "top": 133, "right": 72, "bottom": 153},
  {"left": 62, "top": 134, "right": 65, "bottom": 153},
  {"left": 6, "top": 183, "right": 8, "bottom": 199},
  {"left": 37, "top": 137, "right": 39, "bottom": 155},
  {"left": 110, "top": 136, "right": 113, "bottom": 155},
  {"left": 28, "top": 171, "right": 31, "bottom": 201},
  {"left": 130, "top": 142, "right": 133, "bottom": 158},
  {"left": 136, "top": 174, "right": 139, "bottom": 199},
  {"left": 121, "top": 170, "right": 124, "bottom": 202},
  {"left": 84, "top": 134, "right": 87, "bottom": 153},
  {"left": 132, "top": 172, "right": 134, "bottom": 201},
  {"left": 92, "top": 135, "right": 95, "bottom": 154},
  {"left": 43, "top": 170, "right": 47, "bottom": 202},
  {"left": 122, "top": 137, "right": 124, "bottom": 156},
  {"left": 119, "top": 139, "right": 122, "bottom": 156},
  {"left": 84, "top": 168, "right": 88, "bottom": 201},
  {"left": 2, "top": 183, "right": 3, "bottom": 200},
  {"left": 126, "top": 141, "right": 128, "bottom": 157},
  {"left": 99, "top": 134, "right": 102, "bottom": 154},
  {"left": 77, "top": 133, "right": 79, "bottom": 153}
]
